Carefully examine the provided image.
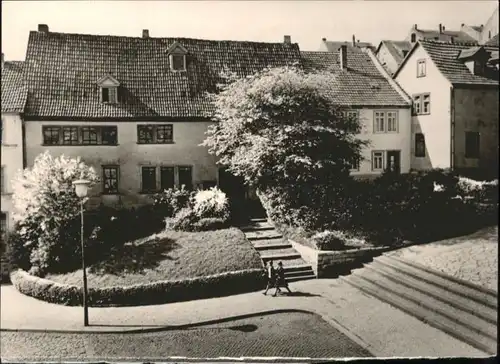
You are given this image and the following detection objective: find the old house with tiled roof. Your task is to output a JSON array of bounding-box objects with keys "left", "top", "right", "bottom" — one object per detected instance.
[
  {"left": 375, "top": 40, "right": 412, "bottom": 76},
  {"left": 1, "top": 55, "right": 27, "bottom": 232},
  {"left": 319, "top": 36, "right": 376, "bottom": 53},
  {"left": 393, "top": 40, "right": 499, "bottom": 177},
  {"left": 22, "top": 25, "right": 302, "bottom": 207},
  {"left": 406, "top": 24, "right": 478, "bottom": 45},
  {"left": 302, "top": 46, "right": 412, "bottom": 177}
]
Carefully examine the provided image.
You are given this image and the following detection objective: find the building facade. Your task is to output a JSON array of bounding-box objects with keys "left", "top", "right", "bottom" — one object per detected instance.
[
  {"left": 302, "top": 46, "right": 412, "bottom": 177},
  {"left": 393, "top": 40, "right": 499, "bottom": 177},
  {"left": 376, "top": 41, "right": 412, "bottom": 76},
  {"left": 1, "top": 57, "right": 27, "bottom": 232},
  {"left": 21, "top": 25, "right": 302, "bottom": 208}
]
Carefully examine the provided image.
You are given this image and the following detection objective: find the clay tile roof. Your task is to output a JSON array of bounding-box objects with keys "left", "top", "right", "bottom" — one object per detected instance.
[
  {"left": 23, "top": 31, "right": 302, "bottom": 119},
  {"left": 301, "top": 50, "right": 409, "bottom": 107},
  {"left": 419, "top": 40, "right": 499, "bottom": 85},
  {"left": 415, "top": 28, "right": 478, "bottom": 43},
  {"left": 485, "top": 34, "right": 499, "bottom": 47},
  {"left": 1, "top": 61, "right": 28, "bottom": 113},
  {"left": 380, "top": 40, "right": 412, "bottom": 66},
  {"left": 323, "top": 40, "right": 375, "bottom": 53}
]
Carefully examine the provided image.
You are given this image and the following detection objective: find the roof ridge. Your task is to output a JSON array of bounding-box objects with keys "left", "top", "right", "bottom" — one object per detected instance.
[
  {"left": 420, "top": 39, "right": 482, "bottom": 46},
  {"left": 28, "top": 30, "right": 294, "bottom": 46}
]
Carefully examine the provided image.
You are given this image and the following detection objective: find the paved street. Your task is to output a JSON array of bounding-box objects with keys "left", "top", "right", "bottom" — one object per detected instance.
[{"left": 1, "top": 312, "right": 372, "bottom": 361}]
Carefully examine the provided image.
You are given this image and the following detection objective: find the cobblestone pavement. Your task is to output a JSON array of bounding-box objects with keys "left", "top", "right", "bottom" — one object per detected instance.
[
  {"left": 388, "top": 226, "right": 498, "bottom": 291},
  {"left": 0, "top": 312, "right": 372, "bottom": 361}
]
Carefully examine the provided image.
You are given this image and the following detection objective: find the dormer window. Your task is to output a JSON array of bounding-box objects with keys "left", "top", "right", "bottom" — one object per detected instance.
[
  {"left": 96, "top": 74, "right": 120, "bottom": 104},
  {"left": 457, "top": 46, "right": 490, "bottom": 76},
  {"left": 167, "top": 42, "right": 188, "bottom": 72}
]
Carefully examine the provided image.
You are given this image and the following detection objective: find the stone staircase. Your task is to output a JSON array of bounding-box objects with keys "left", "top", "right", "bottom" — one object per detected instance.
[
  {"left": 341, "top": 254, "right": 498, "bottom": 355},
  {"left": 241, "top": 218, "right": 316, "bottom": 283}
]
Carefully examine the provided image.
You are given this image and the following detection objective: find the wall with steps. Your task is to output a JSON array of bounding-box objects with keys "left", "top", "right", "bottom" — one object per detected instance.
[
  {"left": 241, "top": 219, "right": 316, "bottom": 283},
  {"left": 341, "top": 253, "right": 498, "bottom": 355}
]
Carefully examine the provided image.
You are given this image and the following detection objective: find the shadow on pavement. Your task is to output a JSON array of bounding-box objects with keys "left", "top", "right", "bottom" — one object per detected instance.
[{"left": 276, "top": 291, "right": 322, "bottom": 297}]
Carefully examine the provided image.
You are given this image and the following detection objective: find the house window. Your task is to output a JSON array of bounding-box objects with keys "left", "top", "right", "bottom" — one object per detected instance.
[
  {"left": 413, "top": 93, "right": 430, "bottom": 115},
  {"left": 0, "top": 213, "right": 6, "bottom": 240},
  {"left": 0, "top": 166, "right": 4, "bottom": 194},
  {"left": 345, "top": 110, "right": 359, "bottom": 121},
  {"left": 141, "top": 166, "right": 157, "bottom": 193},
  {"left": 171, "top": 54, "right": 186, "bottom": 71},
  {"left": 374, "top": 112, "right": 385, "bottom": 133},
  {"left": 43, "top": 126, "right": 118, "bottom": 146},
  {"left": 417, "top": 59, "right": 426, "bottom": 77},
  {"left": 349, "top": 157, "right": 360, "bottom": 171},
  {"left": 415, "top": 133, "right": 426, "bottom": 157},
  {"left": 160, "top": 167, "right": 175, "bottom": 191},
  {"left": 101, "top": 87, "right": 118, "bottom": 103},
  {"left": 465, "top": 132, "right": 480, "bottom": 159},
  {"left": 178, "top": 166, "right": 193, "bottom": 190},
  {"left": 374, "top": 111, "right": 399, "bottom": 133},
  {"left": 411, "top": 33, "right": 416, "bottom": 43},
  {"left": 43, "top": 126, "right": 61, "bottom": 145},
  {"left": 387, "top": 111, "right": 398, "bottom": 132},
  {"left": 402, "top": 50, "right": 409, "bottom": 58},
  {"left": 137, "top": 125, "right": 173, "bottom": 144},
  {"left": 101, "top": 127, "right": 118, "bottom": 145},
  {"left": 62, "top": 127, "right": 79, "bottom": 145},
  {"left": 102, "top": 166, "right": 119, "bottom": 194},
  {"left": 372, "top": 151, "right": 384, "bottom": 171}
]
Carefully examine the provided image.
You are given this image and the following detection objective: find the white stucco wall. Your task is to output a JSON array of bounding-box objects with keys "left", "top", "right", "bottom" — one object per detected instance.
[
  {"left": 351, "top": 107, "right": 412, "bottom": 176},
  {"left": 1, "top": 113, "right": 24, "bottom": 230},
  {"left": 24, "top": 120, "right": 218, "bottom": 208},
  {"left": 395, "top": 45, "right": 453, "bottom": 171},
  {"left": 376, "top": 43, "right": 400, "bottom": 76}
]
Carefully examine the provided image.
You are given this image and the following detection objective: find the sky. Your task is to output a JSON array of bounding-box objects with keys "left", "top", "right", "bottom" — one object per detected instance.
[{"left": 2, "top": 1, "right": 498, "bottom": 61}]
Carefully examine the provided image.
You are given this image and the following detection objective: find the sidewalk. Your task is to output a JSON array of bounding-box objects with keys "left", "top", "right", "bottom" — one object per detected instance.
[{"left": 1, "top": 278, "right": 486, "bottom": 358}]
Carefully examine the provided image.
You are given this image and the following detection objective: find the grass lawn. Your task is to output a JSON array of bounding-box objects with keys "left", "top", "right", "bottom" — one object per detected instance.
[{"left": 47, "top": 228, "right": 263, "bottom": 289}]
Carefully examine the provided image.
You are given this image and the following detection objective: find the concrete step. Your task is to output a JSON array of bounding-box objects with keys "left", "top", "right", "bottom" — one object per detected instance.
[
  {"left": 246, "top": 232, "right": 283, "bottom": 241},
  {"left": 341, "top": 274, "right": 497, "bottom": 355},
  {"left": 351, "top": 267, "right": 497, "bottom": 341},
  {"left": 376, "top": 255, "right": 497, "bottom": 309},
  {"left": 254, "top": 243, "right": 293, "bottom": 251},
  {"left": 260, "top": 252, "right": 302, "bottom": 261},
  {"left": 285, "top": 268, "right": 315, "bottom": 278},
  {"left": 366, "top": 260, "right": 497, "bottom": 325},
  {"left": 241, "top": 225, "right": 275, "bottom": 232},
  {"left": 250, "top": 237, "right": 286, "bottom": 246},
  {"left": 282, "top": 264, "right": 314, "bottom": 273},
  {"left": 287, "top": 274, "right": 317, "bottom": 283}
]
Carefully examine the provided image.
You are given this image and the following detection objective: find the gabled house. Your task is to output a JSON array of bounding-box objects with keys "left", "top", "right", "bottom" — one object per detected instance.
[
  {"left": 406, "top": 24, "right": 478, "bottom": 45},
  {"left": 461, "top": 6, "right": 499, "bottom": 45},
  {"left": 22, "top": 24, "right": 302, "bottom": 208},
  {"left": 1, "top": 55, "right": 27, "bottom": 232},
  {"left": 393, "top": 40, "right": 499, "bottom": 177},
  {"left": 375, "top": 40, "right": 412, "bottom": 75},
  {"left": 302, "top": 45, "right": 412, "bottom": 177},
  {"left": 319, "top": 36, "right": 375, "bottom": 52}
]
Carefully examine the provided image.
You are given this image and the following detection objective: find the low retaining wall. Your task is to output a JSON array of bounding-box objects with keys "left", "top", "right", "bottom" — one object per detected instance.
[{"left": 290, "top": 239, "right": 391, "bottom": 278}]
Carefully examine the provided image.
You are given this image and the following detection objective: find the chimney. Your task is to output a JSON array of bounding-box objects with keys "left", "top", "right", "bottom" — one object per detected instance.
[
  {"left": 284, "top": 35, "right": 291, "bottom": 44},
  {"left": 38, "top": 24, "right": 49, "bottom": 33},
  {"left": 414, "top": 24, "right": 418, "bottom": 30},
  {"left": 322, "top": 37, "right": 327, "bottom": 42},
  {"left": 439, "top": 24, "right": 443, "bottom": 33},
  {"left": 340, "top": 45, "right": 347, "bottom": 70},
  {"left": 142, "top": 29, "right": 149, "bottom": 38},
  {"left": 352, "top": 35, "right": 356, "bottom": 47}
]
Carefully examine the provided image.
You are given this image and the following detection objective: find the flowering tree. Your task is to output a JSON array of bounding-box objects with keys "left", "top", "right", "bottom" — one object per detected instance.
[
  {"left": 202, "top": 66, "right": 367, "bottom": 189},
  {"left": 11, "top": 151, "right": 99, "bottom": 275}
]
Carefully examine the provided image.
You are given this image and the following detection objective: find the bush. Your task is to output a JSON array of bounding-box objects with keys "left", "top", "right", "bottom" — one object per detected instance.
[
  {"left": 165, "top": 207, "right": 199, "bottom": 232},
  {"left": 10, "top": 268, "right": 266, "bottom": 307},
  {"left": 192, "top": 187, "right": 230, "bottom": 222},
  {"left": 152, "top": 187, "right": 194, "bottom": 218},
  {"left": 11, "top": 152, "right": 99, "bottom": 276},
  {"left": 311, "top": 230, "right": 346, "bottom": 250},
  {"left": 193, "top": 218, "right": 230, "bottom": 232}
]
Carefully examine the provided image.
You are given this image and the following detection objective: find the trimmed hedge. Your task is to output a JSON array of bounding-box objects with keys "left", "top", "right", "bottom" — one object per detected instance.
[{"left": 10, "top": 268, "right": 266, "bottom": 307}]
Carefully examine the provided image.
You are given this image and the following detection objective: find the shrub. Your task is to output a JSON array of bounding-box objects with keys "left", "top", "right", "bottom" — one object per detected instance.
[
  {"left": 311, "top": 230, "right": 347, "bottom": 250},
  {"left": 10, "top": 268, "right": 266, "bottom": 307},
  {"left": 152, "top": 187, "right": 194, "bottom": 218},
  {"left": 192, "top": 187, "right": 230, "bottom": 222},
  {"left": 192, "top": 218, "right": 230, "bottom": 232},
  {"left": 165, "top": 207, "right": 199, "bottom": 232}
]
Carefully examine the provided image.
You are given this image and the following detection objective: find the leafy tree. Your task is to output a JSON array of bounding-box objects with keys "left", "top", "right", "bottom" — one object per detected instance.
[
  {"left": 202, "top": 66, "right": 368, "bottom": 190},
  {"left": 11, "top": 151, "right": 99, "bottom": 276}
]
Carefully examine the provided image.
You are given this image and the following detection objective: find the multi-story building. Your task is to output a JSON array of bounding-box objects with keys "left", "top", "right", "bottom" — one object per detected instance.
[
  {"left": 21, "top": 25, "right": 302, "bottom": 208},
  {"left": 1, "top": 55, "right": 27, "bottom": 232},
  {"left": 393, "top": 40, "right": 499, "bottom": 177},
  {"left": 302, "top": 45, "right": 412, "bottom": 177}
]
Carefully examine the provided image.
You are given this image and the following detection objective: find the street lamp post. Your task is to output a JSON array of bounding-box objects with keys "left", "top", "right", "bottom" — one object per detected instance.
[{"left": 72, "top": 179, "right": 91, "bottom": 327}]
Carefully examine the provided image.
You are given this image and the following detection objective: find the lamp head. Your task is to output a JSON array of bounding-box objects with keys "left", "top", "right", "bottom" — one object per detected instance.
[{"left": 72, "top": 179, "right": 90, "bottom": 198}]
